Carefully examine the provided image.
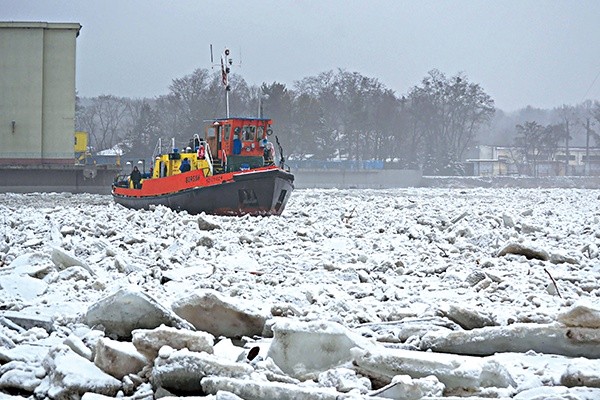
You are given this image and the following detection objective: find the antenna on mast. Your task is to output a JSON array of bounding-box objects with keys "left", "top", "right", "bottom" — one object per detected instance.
[{"left": 210, "top": 45, "right": 238, "bottom": 118}]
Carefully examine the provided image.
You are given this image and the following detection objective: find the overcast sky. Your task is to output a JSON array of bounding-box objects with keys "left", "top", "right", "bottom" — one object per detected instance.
[{"left": 4, "top": 0, "right": 600, "bottom": 112}]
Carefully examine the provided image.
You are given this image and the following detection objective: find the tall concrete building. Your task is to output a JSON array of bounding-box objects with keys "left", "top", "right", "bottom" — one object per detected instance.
[
  {"left": 0, "top": 22, "right": 119, "bottom": 194},
  {"left": 0, "top": 21, "right": 81, "bottom": 164}
]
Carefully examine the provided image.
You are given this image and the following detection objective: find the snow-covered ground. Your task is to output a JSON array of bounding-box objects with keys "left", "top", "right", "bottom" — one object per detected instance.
[{"left": 1, "top": 188, "right": 600, "bottom": 399}]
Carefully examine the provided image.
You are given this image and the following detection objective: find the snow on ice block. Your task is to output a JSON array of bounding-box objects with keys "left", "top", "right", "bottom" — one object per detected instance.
[
  {"left": 201, "top": 376, "right": 371, "bottom": 400},
  {"left": 212, "top": 338, "right": 245, "bottom": 362},
  {"left": 318, "top": 367, "right": 371, "bottom": 394},
  {"left": 51, "top": 247, "right": 95, "bottom": 276},
  {"left": 6, "top": 252, "right": 53, "bottom": 278},
  {"left": 0, "top": 274, "right": 47, "bottom": 302},
  {"left": 370, "top": 375, "right": 444, "bottom": 400},
  {"left": 132, "top": 324, "right": 214, "bottom": 361},
  {"left": 513, "top": 386, "right": 600, "bottom": 399},
  {"left": 63, "top": 334, "right": 93, "bottom": 361},
  {"left": 560, "top": 358, "right": 600, "bottom": 388},
  {"left": 94, "top": 337, "right": 148, "bottom": 380},
  {"left": 0, "top": 363, "right": 44, "bottom": 393},
  {"left": 0, "top": 329, "right": 16, "bottom": 349},
  {"left": 2, "top": 310, "right": 54, "bottom": 332}
]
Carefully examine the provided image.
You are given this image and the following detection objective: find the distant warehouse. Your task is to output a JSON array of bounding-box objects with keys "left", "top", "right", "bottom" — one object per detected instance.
[{"left": 0, "top": 21, "right": 81, "bottom": 164}]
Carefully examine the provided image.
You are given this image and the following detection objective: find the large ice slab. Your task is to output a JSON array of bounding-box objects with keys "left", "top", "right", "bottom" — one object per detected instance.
[
  {"left": 420, "top": 323, "right": 600, "bottom": 358},
  {"left": 267, "top": 319, "right": 373, "bottom": 378},
  {"left": 151, "top": 347, "right": 253, "bottom": 394},
  {"left": 36, "top": 345, "right": 121, "bottom": 399},
  {"left": 94, "top": 337, "right": 148, "bottom": 379},
  {"left": 352, "top": 346, "right": 515, "bottom": 391},
  {"left": 85, "top": 287, "right": 194, "bottom": 339},
  {"left": 171, "top": 290, "right": 267, "bottom": 339}
]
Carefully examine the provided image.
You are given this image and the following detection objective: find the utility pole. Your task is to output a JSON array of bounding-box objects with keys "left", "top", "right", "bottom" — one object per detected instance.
[
  {"left": 564, "top": 120, "right": 570, "bottom": 176},
  {"left": 585, "top": 117, "right": 591, "bottom": 176}
]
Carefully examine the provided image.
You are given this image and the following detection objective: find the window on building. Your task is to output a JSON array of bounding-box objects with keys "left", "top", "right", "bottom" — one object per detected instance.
[{"left": 556, "top": 155, "right": 576, "bottom": 161}]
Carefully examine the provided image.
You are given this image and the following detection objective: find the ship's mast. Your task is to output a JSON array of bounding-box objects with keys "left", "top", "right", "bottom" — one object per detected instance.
[
  {"left": 220, "top": 48, "right": 232, "bottom": 118},
  {"left": 211, "top": 45, "right": 236, "bottom": 118}
]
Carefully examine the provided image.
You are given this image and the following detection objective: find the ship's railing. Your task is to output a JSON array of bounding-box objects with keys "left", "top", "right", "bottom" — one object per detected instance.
[
  {"left": 205, "top": 142, "right": 214, "bottom": 176},
  {"left": 152, "top": 138, "right": 162, "bottom": 161},
  {"left": 221, "top": 149, "right": 228, "bottom": 171},
  {"left": 113, "top": 174, "right": 131, "bottom": 188},
  {"left": 193, "top": 134, "right": 213, "bottom": 176}
]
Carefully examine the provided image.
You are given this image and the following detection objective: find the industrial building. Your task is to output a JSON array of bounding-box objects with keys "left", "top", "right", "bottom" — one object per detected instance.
[
  {"left": 0, "top": 21, "right": 118, "bottom": 193},
  {"left": 467, "top": 145, "right": 600, "bottom": 177}
]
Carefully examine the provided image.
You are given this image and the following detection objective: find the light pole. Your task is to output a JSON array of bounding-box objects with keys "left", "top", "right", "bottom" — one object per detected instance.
[
  {"left": 138, "top": 159, "right": 146, "bottom": 175},
  {"left": 258, "top": 93, "right": 270, "bottom": 118}
]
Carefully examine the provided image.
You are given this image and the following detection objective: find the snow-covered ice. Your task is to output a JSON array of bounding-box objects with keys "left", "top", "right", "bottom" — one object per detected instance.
[{"left": 1, "top": 187, "right": 600, "bottom": 399}]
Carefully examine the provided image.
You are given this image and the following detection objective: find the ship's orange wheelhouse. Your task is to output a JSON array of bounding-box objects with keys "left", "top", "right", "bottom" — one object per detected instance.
[{"left": 206, "top": 117, "right": 274, "bottom": 172}]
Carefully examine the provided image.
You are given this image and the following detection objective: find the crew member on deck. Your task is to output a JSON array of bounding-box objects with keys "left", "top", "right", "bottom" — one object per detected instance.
[
  {"left": 179, "top": 158, "right": 191, "bottom": 173},
  {"left": 233, "top": 134, "right": 242, "bottom": 155},
  {"left": 263, "top": 142, "right": 274, "bottom": 164},
  {"left": 130, "top": 166, "right": 142, "bottom": 189}
]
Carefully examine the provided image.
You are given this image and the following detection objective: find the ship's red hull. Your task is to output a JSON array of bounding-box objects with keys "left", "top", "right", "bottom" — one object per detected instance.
[{"left": 112, "top": 166, "right": 294, "bottom": 216}]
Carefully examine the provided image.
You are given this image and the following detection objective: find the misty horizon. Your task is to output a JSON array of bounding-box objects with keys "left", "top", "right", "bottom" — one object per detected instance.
[{"left": 3, "top": 0, "right": 600, "bottom": 112}]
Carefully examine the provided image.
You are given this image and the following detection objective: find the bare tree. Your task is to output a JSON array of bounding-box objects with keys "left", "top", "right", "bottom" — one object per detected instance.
[
  {"left": 514, "top": 121, "right": 563, "bottom": 176},
  {"left": 76, "top": 95, "right": 131, "bottom": 151},
  {"left": 167, "top": 68, "right": 212, "bottom": 142},
  {"left": 124, "top": 100, "right": 160, "bottom": 158},
  {"left": 514, "top": 121, "right": 544, "bottom": 176},
  {"left": 405, "top": 70, "right": 495, "bottom": 174},
  {"left": 76, "top": 99, "right": 98, "bottom": 149}
]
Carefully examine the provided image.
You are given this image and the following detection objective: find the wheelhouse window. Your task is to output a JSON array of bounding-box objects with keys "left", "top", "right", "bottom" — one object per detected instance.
[
  {"left": 243, "top": 125, "right": 256, "bottom": 141},
  {"left": 224, "top": 125, "right": 231, "bottom": 141}
]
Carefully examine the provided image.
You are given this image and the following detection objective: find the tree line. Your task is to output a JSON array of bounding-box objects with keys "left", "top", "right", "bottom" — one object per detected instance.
[
  {"left": 76, "top": 68, "right": 496, "bottom": 174},
  {"left": 76, "top": 67, "right": 600, "bottom": 175}
]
